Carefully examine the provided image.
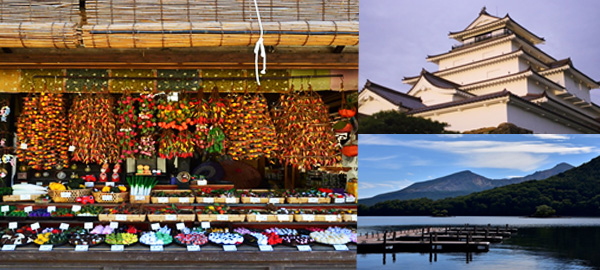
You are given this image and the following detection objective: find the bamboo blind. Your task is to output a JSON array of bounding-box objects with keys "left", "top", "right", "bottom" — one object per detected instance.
[{"left": 0, "top": 0, "right": 79, "bottom": 23}]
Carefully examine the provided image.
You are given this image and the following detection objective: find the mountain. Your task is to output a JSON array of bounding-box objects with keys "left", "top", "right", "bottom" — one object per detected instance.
[
  {"left": 359, "top": 156, "right": 600, "bottom": 216},
  {"left": 359, "top": 163, "right": 573, "bottom": 206}
]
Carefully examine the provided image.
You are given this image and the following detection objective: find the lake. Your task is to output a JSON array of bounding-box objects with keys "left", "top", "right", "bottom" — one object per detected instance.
[{"left": 358, "top": 216, "right": 600, "bottom": 270}]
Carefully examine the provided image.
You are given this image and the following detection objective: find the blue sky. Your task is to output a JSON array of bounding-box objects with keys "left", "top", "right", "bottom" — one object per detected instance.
[
  {"left": 359, "top": 0, "right": 600, "bottom": 103},
  {"left": 358, "top": 134, "right": 600, "bottom": 199}
]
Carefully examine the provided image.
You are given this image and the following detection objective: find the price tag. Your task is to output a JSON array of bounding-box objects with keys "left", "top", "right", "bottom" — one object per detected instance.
[
  {"left": 30, "top": 222, "right": 40, "bottom": 230},
  {"left": 102, "top": 195, "right": 113, "bottom": 201},
  {"left": 256, "top": 215, "right": 268, "bottom": 221},
  {"left": 203, "top": 197, "right": 214, "bottom": 203},
  {"left": 20, "top": 143, "right": 27, "bottom": 150},
  {"left": 59, "top": 223, "right": 69, "bottom": 231},
  {"left": 115, "top": 214, "right": 127, "bottom": 221},
  {"left": 105, "top": 182, "right": 115, "bottom": 187},
  {"left": 249, "top": 197, "right": 261, "bottom": 203},
  {"left": 201, "top": 222, "right": 210, "bottom": 229},
  {"left": 216, "top": 215, "right": 229, "bottom": 221},
  {"left": 135, "top": 195, "right": 146, "bottom": 201},
  {"left": 350, "top": 215, "right": 357, "bottom": 221},
  {"left": 151, "top": 223, "right": 160, "bottom": 231},
  {"left": 277, "top": 215, "right": 290, "bottom": 222},
  {"left": 178, "top": 197, "right": 190, "bottom": 203},
  {"left": 225, "top": 198, "right": 237, "bottom": 204},
  {"left": 333, "top": 245, "right": 349, "bottom": 251},
  {"left": 150, "top": 245, "right": 163, "bottom": 252},
  {"left": 68, "top": 145, "right": 76, "bottom": 152},
  {"left": 297, "top": 245, "right": 312, "bottom": 252},
  {"left": 109, "top": 222, "right": 119, "bottom": 229},
  {"left": 84, "top": 182, "right": 94, "bottom": 188},
  {"left": 346, "top": 197, "right": 356, "bottom": 203},
  {"left": 60, "top": 192, "right": 71, "bottom": 198},
  {"left": 176, "top": 223, "right": 185, "bottom": 230},
  {"left": 84, "top": 222, "right": 93, "bottom": 229},
  {"left": 187, "top": 245, "right": 200, "bottom": 251},
  {"left": 75, "top": 245, "right": 89, "bottom": 251},
  {"left": 1, "top": 205, "right": 9, "bottom": 212},
  {"left": 47, "top": 206, "right": 56, "bottom": 213},
  {"left": 111, "top": 245, "right": 124, "bottom": 252},
  {"left": 72, "top": 205, "right": 82, "bottom": 212},
  {"left": 8, "top": 222, "right": 17, "bottom": 229},
  {"left": 157, "top": 197, "right": 169, "bottom": 203},
  {"left": 325, "top": 215, "right": 338, "bottom": 222},
  {"left": 2, "top": 245, "right": 16, "bottom": 251},
  {"left": 23, "top": 206, "right": 33, "bottom": 213},
  {"left": 39, "top": 245, "right": 53, "bottom": 251},
  {"left": 259, "top": 245, "right": 273, "bottom": 251},
  {"left": 334, "top": 198, "right": 345, "bottom": 203},
  {"left": 20, "top": 195, "right": 31, "bottom": 200},
  {"left": 165, "top": 215, "right": 177, "bottom": 221},
  {"left": 223, "top": 245, "right": 237, "bottom": 251},
  {"left": 36, "top": 182, "right": 43, "bottom": 186},
  {"left": 268, "top": 198, "right": 280, "bottom": 204},
  {"left": 302, "top": 215, "right": 315, "bottom": 221},
  {"left": 308, "top": 198, "right": 319, "bottom": 203}
]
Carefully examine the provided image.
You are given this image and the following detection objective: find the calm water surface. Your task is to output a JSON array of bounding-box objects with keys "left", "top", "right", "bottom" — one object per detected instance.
[{"left": 358, "top": 216, "right": 600, "bottom": 270}]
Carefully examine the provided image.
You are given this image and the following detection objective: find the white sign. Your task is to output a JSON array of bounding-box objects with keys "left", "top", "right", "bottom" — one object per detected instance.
[
  {"left": 256, "top": 215, "right": 268, "bottom": 222},
  {"left": 223, "top": 245, "right": 237, "bottom": 251},
  {"left": 259, "top": 245, "right": 273, "bottom": 251},
  {"left": 157, "top": 197, "right": 169, "bottom": 203},
  {"left": 59, "top": 223, "right": 69, "bottom": 230},
  {"left": 297, "top": 245, "right": 312, "bottom": 252},
  {"left": 72, "top": 205, "right": 81, "bottom": 212},
  {"left": 111, "top": 245, "right": 124, "bottom": 252},
  {"left": 277, "top": 215, "right": 290, "bottom": 222},
  {"left": 151, "top": 223, "right": 160, "bottom": 231},
  {"left": 176, "top": 223, "right": 185, "bottom": 230},
  {"left": 203, "top": 197, "right": 214, "bottom": 203},
  {"left": 8, "top": 222, "right": 17, "bottom": 229},
  {"left": 201, "top": 222, "right": 210, "bottom": 229},
  {"left": 84, "top": 222, "right": 93, "bottom": 229},
  {"left": 165, "top": 215, "right": 177, "bottom": 221},
  {"left": 216, "top": 215, "right": 229, "bottom": 221},
  {"left": 39, "top": 245, "right": 53, "bottom": 251},
  {"left": 75, "top": 245, "right": 89, "bottom": 251},
  {"left": 302, "top": 215, "right": 315, "bottom": 221},
  {"left": 36, "top": 182, "right": 43, "bottom": 186},
  {"left": 225, "top": 198, "right": 237, "bottom": 204},
  {"left": 350, "top": 215, "right": 357, "bottom": 221},
  {"left": 135, "top": 195, "right": 146, "bottom": 201},
  {"left": 109, "top": 222, "right": 119, "bottom": 229},
  {"left": 115, "top": 214, "right": 127, "bottom": 221},
  {"left": 345, "top": 197, "right": 356, "bottom": 203},
  {"left": 150, "top": 245, "right": 163, "bottom": 252},
  {"left": 249, "top": 197, "right": 261, "bottom": 203},
  {"left": 2, "top": 245, "right": 16, "bottom": 251},
  {"left": 308, "top": 198, "right": 319, "bottom": 203},
  {"left": 334, "top": 198, "right": 345, "bottom": 204},
  {"left": 333, "top": 245, "right": 349, "bottom": 251},
  {"left": 60, "top": 192, "right": 71, "bottom": 198},
  {"left": 20, "top": 143, "right": 27, "bottom": 150},
  {"left": 20, "top": 195, "right": 31, "bottom": 200},
  {"left": 325, "top": 215, "right": 338, "bottom": 222},
  {"left": 68, "top": 145, "right": 76, "bottom": 152},
  {"left": 47, "top": 206, "right": 56, "bottom": 213},
  {"left": 102, "top": 195, "right": 113, "bottom": 201},
  {"left": 30, "top": 222, "right": 40, "bottom": 230},
  {"left": 268, "top": 198, "right": 280, "bottom": 204},
  {"left": 187, "top": 245, "right": 200, "bottom": 251},
  {"left": 178, "top": 197, "right": 190, "bottom": 203},
  {"left": 23, "top": 206, "right": 33, "bottom": 213},
  {"left": 105, "top": 182, "right": 115, "bottom": 187},
  {"left": 84, "top": 182, "right": 94, "bottom": 188},
  {"left": 1, "top": 206, "right": 9, "bottom": 212}
]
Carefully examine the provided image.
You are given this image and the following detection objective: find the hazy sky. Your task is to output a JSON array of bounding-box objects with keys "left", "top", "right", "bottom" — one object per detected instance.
[
  {"left": 358, "top": 134, "right": 600, "bottom": 199},
  {"left": 359, "top": 0, "right": 600, "bottom": 103}
]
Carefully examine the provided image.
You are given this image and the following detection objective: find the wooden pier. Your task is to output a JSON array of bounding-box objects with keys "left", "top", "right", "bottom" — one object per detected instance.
[{"left": 357, "top": 225, "right": 517, "bottom": 254}]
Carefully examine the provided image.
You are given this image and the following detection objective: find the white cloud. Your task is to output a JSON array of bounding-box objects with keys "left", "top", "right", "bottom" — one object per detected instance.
[
  {"left": 410, "top": 158, "right": 431, "bottom": 166},
  {"left": 459, "top": 153, "right": 548, "bottom": 172},
  {"left": 406, "top": 172, "right": 414, "bottom": 176},
  {"left": 358, "top": 180, "right": 414, "bottom": 191},
  {"left": 530, "top": 134, "right": 570, "bottom": 140},
  {"left": 360, "top": 155, "right": 398, "bottom": 161},
  {"left": 437, "top": 134, "right": 463, "bottom": 138}
]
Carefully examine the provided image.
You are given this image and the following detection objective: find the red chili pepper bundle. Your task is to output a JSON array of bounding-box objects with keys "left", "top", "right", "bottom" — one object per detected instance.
[
  {"left": 156, "top": 97, "right": 195, "bottom": 131},
  {"left": 69, "top": 94, "right": 119, "bottom": 164},
  {"left": 16, "top": 93, "right": 69, "bottom": 170},
  {"left": 116, "top": 94, "right": 138, "bottom": 161},
  {"left": 157, "top": 129, "right": 195, "bottom": 159},
  {"left": 136, "top": 94, "right": 158, "bottom": 157}
]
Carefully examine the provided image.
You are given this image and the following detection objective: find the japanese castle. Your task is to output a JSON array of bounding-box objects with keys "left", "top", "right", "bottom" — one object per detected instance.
[{"left": 359, "top": 7, "right": 600, "bottom": 133}]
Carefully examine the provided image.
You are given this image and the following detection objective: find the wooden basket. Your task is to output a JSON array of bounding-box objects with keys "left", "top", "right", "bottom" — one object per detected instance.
[
  {"left": 93, "top": 192, "right": 129, "bottom": 203},
  {"left": 130, "top": 195, "right": 151, "bottom": 204},
  {"left": 241, "top": 197, "right": 285, "bottom": 204},
  {"left": 197, "top": 197, "right": 239, "bottom": 204},
  {"left": 151, "top": 190, "right": 195, "bottom": 204},
  {"left": 294, "top": 214, "right": 342, "bottom": 223},
  {"left": 48, "top": 189, "right": 92, "bottom": 203},
  {"left": 246, "top": 214, "right": 292, "bottom": 223},
  {"left": 147, "top": 214, "right": 195, "bottom": 222},
  {"left": 98, "top": 214, "right": 146, "bottom": 222},
  {"left": 286, "top": 197, "right": 330, "bottom": 204},
  {"left": 196, "top": 213, "right": 245, "bottom": 222},
  {"left": 2, "top": 194, "right": 43, "bottom": 202}
]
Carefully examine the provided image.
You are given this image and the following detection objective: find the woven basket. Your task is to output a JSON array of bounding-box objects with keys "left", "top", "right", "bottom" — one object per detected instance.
[
  {"left": 48, "top": 189, "right": 92, "bottom": 203},
  {"left": 130, "top": 195, "right": 151, "bottom": 204},
  {"left": 151, "top": 190, "right": 195, "bottom": 204},
  {"left": 246, "top": 214, "right": 292, "bottom": 222},
  {"left": 196, "top": 214, "right": 245, "bottom": 222},
  {"left": 286, "top": 197, "right": 330, "bottom": 204},
  {"left": 93, "top": 192, "right": 129, "bottom": 203},
  {"left": 98, "top": 214, "right": 146, "bottom": 222},
  {"left": 147, "top": 214, "right": 196, "bottom": 222},
  {"left": 2, "top": 194, "right": 43, "bottom": 202},
  {"left": 241, "top": 197, "right": 285, "bottom": 204}
]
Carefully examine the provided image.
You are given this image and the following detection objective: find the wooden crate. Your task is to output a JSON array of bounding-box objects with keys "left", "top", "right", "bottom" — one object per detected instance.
[
  {"left": 151, "top": 190, "right": 195, "bottom": 204},
  {"left": 129, "top": 195, "right": 150, "bottom": 204},
  {"left": 241, "top": 197, "right": 285, "bottom": 204},
  {"left": 246, "top": 214, "right": 292, "bottom": 222},
  {"left": 147, "top": 214, "right": 195, "bottom": 222},
  {"left": 294, "top": 214, "right": 342, "bottom": 223},
  {"left": 196, "top": 214, "right": 245, "bottom": 222},
  {"left": 98, "top": 214, "right": 146, "bottom": 222},
  {"left": 93, "top": 192, "right": 129, "bottom": 203},
  {"left": 197, "top": 197, "right": 239, "bottom": 204},
  {"left": 286, "top": 197, "right": 330, "bottom": 204},
  {"left": 2, "top": 194, "right": 43, "bottom": 202},
  {"left": 342, "top": 214, "right": 357, "bottom": 222}
]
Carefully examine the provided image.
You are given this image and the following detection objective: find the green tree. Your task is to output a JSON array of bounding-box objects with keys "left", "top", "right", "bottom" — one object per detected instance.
[
  {"left": 359, "top": 110, "right": 452, "bottom": 134},
  {"left": 533, "top": 205, "right": 556, "bottom": 217}
]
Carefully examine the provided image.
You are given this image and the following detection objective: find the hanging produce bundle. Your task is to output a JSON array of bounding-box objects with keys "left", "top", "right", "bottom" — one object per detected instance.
[
  {"left": 69, "top": 94, "right": 119, "bottom": 164},
  {"left": 192, "top": 95, "right": 210, "bottom": 150},
  {"left": 193, "top": 88, "right": 226, "bottom": 153},
  {"left": 156, "top": 95, "right": 196, "bottom": 159},
  {"left": 16, "top": 93, "right": 69, "bottom": 170},
  {"left": 136, "top": 94, "right": 157, "bottom": 157},
  {"left": 272, "top": 90, "right": 339, "bottom": 170},
  {"left": 223, "top": 93, "right": 278, "bottom": 160},
  {"left": 157, "top": 129, "right": 195, "bottom": 159},
  {"left": 115, "top": 94, "right": 138, "bottom": 161}
]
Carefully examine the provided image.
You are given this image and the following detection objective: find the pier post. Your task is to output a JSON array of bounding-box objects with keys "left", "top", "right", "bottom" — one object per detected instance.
[
  {"left": 383, "top": 231, "right": 387, "bottom": 245},
  {"left": 393, "top": 231, "right": 396, "bottom": 240},
  {"left": 434, "top": 231, "right": 438, "bottom": 242},
  {"left": 467, "top": 233, "right": 470, "bottom": 244}
]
